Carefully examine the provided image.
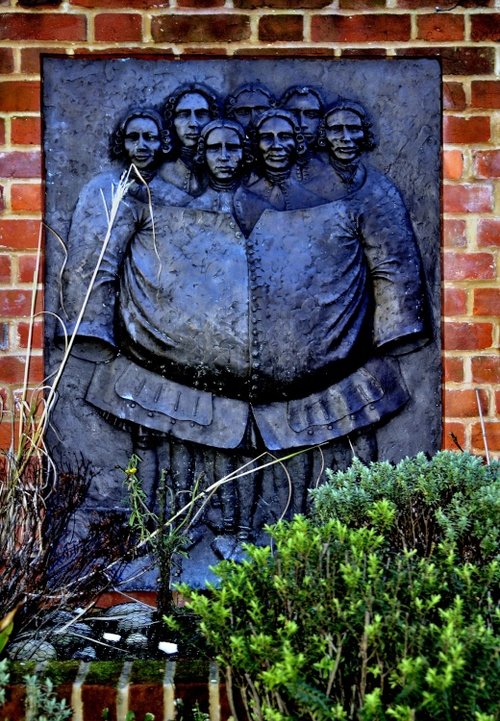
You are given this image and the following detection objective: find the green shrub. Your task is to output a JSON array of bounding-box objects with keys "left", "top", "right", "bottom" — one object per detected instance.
[
  {"left": 180, "top": 452, "right": 499, "bottom": 721},
  {"left": 311, "top": 451, "right": 499, "bottom": 563},
  {"left": 24, "top": 672, "right": 72, "bottom": 721},
  {"left": 0, "top": 657, "right": 9, "bottom": 709}
]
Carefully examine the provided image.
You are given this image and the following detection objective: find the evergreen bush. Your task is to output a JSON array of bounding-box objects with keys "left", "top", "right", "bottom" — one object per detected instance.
[
  {"left": 311, "top": 451, "right": 499, "bottom": 564},
  {"left": 180, "top": 452, "right": 500, "bottom": 721}
]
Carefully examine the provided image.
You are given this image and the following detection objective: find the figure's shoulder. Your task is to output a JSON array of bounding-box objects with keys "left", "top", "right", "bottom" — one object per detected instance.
[
  {"left": 148, "top": 175, "right": 191, "bottom": 207},
  {"left": 300, "top": 153, "right": 329, "bottom": 178},
  {"left": 234, "top": 177, "right": 274, "bottom": 211},
  {"left": 187, "top": 187, "right": 218, "bottom": 211},
  {"left": 158, "top": 157, "right": 187, "bottom": 188},
  {"left": 70, "top": 169, "right": 129, "bottom": 220},
  {"left": 301, "top": 162, "right": 356, "bottom": 204},
  {"left": 350, "top": 166, "right": 411, "bottom": 219},
  {"left": 360, "top": 165, "right": 400, "bottom": 196},
  {"left": 77, "top": 168, "right": 123, "bottom": 198},
  {"left": 287, "top": 176, "right": 326, "bottom": 209},
  {"left": 241, "top": 175, "right": 267, "bottom": 197}
]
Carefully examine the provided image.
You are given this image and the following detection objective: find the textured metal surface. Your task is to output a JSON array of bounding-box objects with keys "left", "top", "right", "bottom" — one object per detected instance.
[{"left": 43, "top": 58, "right": 441, "bottom": 587}]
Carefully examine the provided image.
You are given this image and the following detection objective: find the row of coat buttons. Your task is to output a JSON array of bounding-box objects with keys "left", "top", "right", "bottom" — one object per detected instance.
[{"left": 247, "top": 236, "right": 262, "bottom": 397}]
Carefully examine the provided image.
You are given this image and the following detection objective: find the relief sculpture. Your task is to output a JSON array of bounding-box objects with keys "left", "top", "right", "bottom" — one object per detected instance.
[{"left": 44, "top": 59, "right": 441, "bottom": 585}]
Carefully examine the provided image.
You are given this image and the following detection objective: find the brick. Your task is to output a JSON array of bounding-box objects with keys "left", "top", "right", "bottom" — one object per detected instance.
[
  {"left": 11, "top": 117, "right": 42, "bottom": 146},
  {"left": 0, "top": 152, "right": 41, "bottom": 179},
  {"left": 443, "top": 252, "right": 495, "bottom": 281},
  {"left": 0, "top": 386, "right": 10, "bottom": 412},
  {"left": 11, "top": 184, "right": 43, "bottom": 213},
  {"left": 443, "top": 150, "right": 462, "bottom": 181},
  {"left": 259, "top": 15, "right": 303, "bottom": 42},
  {"left": 396, "top": 47, "right": 494, "bottom": 76},
  {"left": 442, "top": 421, "right": 466, "bottom": 452},
  {"left": 471, "top": 14, "right": 500, "bottom": 42},
  {"left": 471, "top": 81, "right": 500, "bottom": 109},
  {"left": 0, "top": 82, "right": 40, "bottom": 113},
  {"left": 233, "top": 0, "right": 330, "bottom": 7},
  {"left": 472, "top": 422, "right": 500, "bottom": 453},
  {"left": 443, "top": 184, "right": 493, "bottom": 214},
  {"left": 18, "top": 254, "right": 43, "bottom": 284},
  {"left": 473, "top": 151, "right": 500, "bottom": 179},
  {"left": 94, "top": 13, "right": 142, "bottom": 42},
  {"left": 0, "top": 423, "right": 15, "bottom": 451},
  {"left": 473, "top": 288, "right": 500, "bottom": 316},
  {"left": 0, "top": 185, "right": 3, "bottom": 212},
  {"left": 443, "top": 219, "right": 466, "bottom": 248},
  {"left": 17, "top": 320, "right": 44, "bottom": 350},
  {"left": 177, "top": 0, "right": 226, "bottom": 6},
  {"left": 0, "top": 220, "right": 41, "bottom": 250},
  {"left": 444, "top": 388, "right": 488, "bottom": 418},
  {"left": 21, "top": 47, "right": 62, "bottom": 73},
  {"left": 443, "top": 356, "right": 464, "bottom": 383},
  {"left": 0, "top": 290, "right": 34, "bottom": 317},
  {"left": 443, "top": 116, "right": 490, "bottom": 145},
  {"left": 417, "top": 14, "right": 464, "bottom": 42},
  {"left": 0, "top": 121, "right": 4, "bottom": 146},
  {"left": 311, "top": 14, "right": 411, "bottom": 43},
  {"left": 0, "top": 47, "right": 14, "bottom": 73},
  {"left": 443, "top": 82, "right": 466, "bottom": 111},
  {"left": 339, "top": 0, "right": 385, "bottom": 7},
  {"left": 477, "top": 219, "right": 500, "bottom": 247},
  {"left": 471, "top": 356, "right": 500, "bottom": 384},
  {"left": 0, "top": 255, "right": 11, "bottom": 283},
  {"left": 0, "top": 14, "right": 86, "bottom": 41},
  {"left": 443, "top": 287, "right": 467, "bottom": 316},
  {"left": 151, "top": 15, "right": 251, "bottom": 43},
  {"left": 398, "top": 0, "right": 491, "bottom": 6},
  {"left": 74, "top": 0, "right": 167, "bottom": 6},
  {"left": 0, "top": 355, "right": 44, "bottom": 384},
  {"left": 444, "top": 321, "right": 493, "bottom": 350}
]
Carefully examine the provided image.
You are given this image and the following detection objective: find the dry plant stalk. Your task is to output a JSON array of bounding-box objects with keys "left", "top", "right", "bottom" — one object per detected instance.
[
  {"left": 0, "top": 168, "right": 141, "bottom": 625},
  {"left": 0, "top": 224, "right": 48, "bottom": 617}
]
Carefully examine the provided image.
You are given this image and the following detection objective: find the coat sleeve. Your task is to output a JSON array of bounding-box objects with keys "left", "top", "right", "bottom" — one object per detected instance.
[
  {"left": 356, "top": 170, "right": 429, "bottom": 350},
  {"left": 59, "top": 173, "right": 146, "bottom": 351}
]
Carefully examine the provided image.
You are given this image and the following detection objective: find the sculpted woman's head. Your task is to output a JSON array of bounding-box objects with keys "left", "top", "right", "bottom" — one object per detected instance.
[
  {"left": 163, "top": 84, "right": 220, "bottom": 154},
  {"left": 254, "top": 109, "right": 307, "bottom": 174},
  {"left": 196, "top": 119, "right": 247, "bottom": 185},
  {"left": 320, "top": 99, "right": 375, "bottom": 164},
  {"left": 109, "top": 108, "right": 167, "bottom": 170},
  {"left": 224, "top": 83, "right": 276, "bottom": 131},
  {"left": 280, "top": 85, "right": 324, "bottom": 148}
]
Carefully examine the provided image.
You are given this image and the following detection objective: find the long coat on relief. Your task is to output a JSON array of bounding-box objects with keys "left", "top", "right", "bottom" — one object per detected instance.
[
  {"left": 61, "top": 162, "right": 427, "bottom": 535},
  {"left": 79, "top": 164, "right": 427, "bottom": 451}
]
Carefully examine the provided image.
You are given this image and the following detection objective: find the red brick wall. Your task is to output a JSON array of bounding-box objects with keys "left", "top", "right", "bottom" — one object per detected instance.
[{"left": 0, "top": 0, "right": 498, "bottom": 457}]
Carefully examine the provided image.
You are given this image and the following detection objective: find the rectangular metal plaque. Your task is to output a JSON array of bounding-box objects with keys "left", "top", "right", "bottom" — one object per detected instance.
[{"left": 43, "top": 57, "right": 441, "bottom": 587}]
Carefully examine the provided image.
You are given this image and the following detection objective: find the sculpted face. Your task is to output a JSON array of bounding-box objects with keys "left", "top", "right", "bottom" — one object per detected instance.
[
  {"left": 324, "top": 109, "right": 365, "bottom": 164},
  {"left": 282, "top": 92, "right": 322, "bottom": 145},
  {"left": 173, "top": 92, "right": 211, "bottom": 149},
  {"left": 231, "top": 90, "right": 273, "bottom": 129},
  {"left": 258, "top": 116, "right": 296, "bottom": 172},
  {"left": 205, "top": 127, "right": 244, "bottom": 182},
  {"left": 123, "top": 117, "right": 161, "bottom": 170}
]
